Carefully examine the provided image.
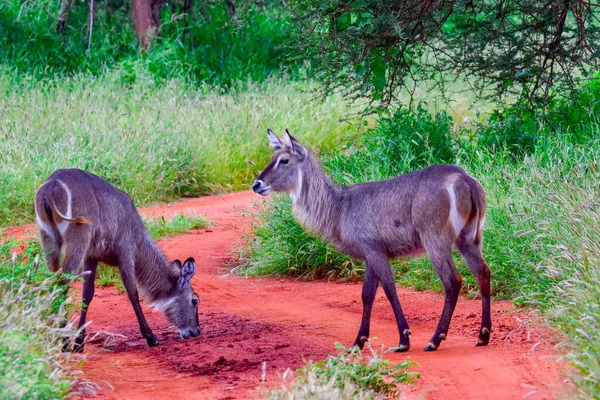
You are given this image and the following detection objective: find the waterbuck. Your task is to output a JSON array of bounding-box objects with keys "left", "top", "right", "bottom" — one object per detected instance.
[
  {"left": 252, "top": 129, "right": 491, "bottom": 352},
  {"left": 34, "top": 169, "right": 201, "bottom": 352}
]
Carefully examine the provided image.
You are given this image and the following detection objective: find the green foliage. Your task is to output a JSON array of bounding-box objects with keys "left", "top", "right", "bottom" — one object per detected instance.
[
  {"left": 328, "top": 105, "right": 455, "bottom": 184},
  {"left": 239, "top": 196, "right": 358, "bottom": 279},
  {"left": 300, "top": 343, "right": 418, "bottom": 397},
  {"left": 255, "top": 342, "right": 418, "bottom": 399},
  {"left": 293, "top": 0, "right": 600, "bottom": 107},
  {"left": 478, "top": 72, "right": 600, "bottom": 157},
  {"left": 0, "top": 70, "right": 353, "bottom": 227},
  {"left": 0, "top": 1, "right": 299, "bottom": 85},
  {"left": 0, "top": 239, "right": 75, "bottom": 399}
]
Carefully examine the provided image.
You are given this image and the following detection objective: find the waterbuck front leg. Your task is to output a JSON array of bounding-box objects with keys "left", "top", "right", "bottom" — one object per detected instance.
[
  {"left": 119, "top": 258, "right": 159, "bottom": 347},
  {"left": 353, "top": 265, "right": 379, "bottom": 350},
  {"left": 73, "top": 258, "right": 98, "bottom": 352},
  {"left": 424, "top": 241, "right": 462, "bottom": 352},
  {"left": 368, "top": 253, "right": 412, "bottom": 352}
]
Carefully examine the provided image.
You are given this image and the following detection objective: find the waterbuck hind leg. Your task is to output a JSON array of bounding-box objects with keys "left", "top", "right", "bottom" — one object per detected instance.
[
  {"left": 73, "top": 258, "right": 98, "bottom": 353},
  {"left": 59, "top": 224, "right": 92, "bottom": 285},
  {"left": 368, "top": 254, "right": 411, "bottom": 352},
  {"left": 119, "top": 259, "right": 158, "bottom": 347},
  {"left": 58, "top": 225, "right": 91, "bottom": 352},
  {"left": 39, "top": 230, "right": 61, "bottom": 272},
  {"left": 424, "top": 243, "right": 462, "bottom": 352},
  {"left": 353, "top": 266, "right": 379, "bottom": 350},
  {"left": 456, "top": 239, "right": 492, "bottom": 346}
]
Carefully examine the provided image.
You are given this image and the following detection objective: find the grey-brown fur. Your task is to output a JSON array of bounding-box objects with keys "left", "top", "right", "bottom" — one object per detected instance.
[
  {"left": 34, "top": 169, "right": 200, "bottom": 351},
  {"left": 253, "top": 129, "right": 491, "bottom": 352}
]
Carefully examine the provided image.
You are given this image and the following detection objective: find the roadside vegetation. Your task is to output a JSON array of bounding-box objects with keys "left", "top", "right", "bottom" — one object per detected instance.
[
  {"left": 255, "top": 342, "right": 418, "bottom": 399},
  {"left": 0, "top": 240, "right": 76, "bottom": 398}
]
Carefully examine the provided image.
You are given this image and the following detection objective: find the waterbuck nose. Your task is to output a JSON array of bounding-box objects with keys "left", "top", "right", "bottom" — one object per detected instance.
[
  {"left": 191, "top": 327, "right": 200, "bottom": 337},
  {"left": 252, "top": 180, "right": 262, "bottom": 193}
]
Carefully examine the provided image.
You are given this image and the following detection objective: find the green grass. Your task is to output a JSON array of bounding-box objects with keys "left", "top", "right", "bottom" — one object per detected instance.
[
  {"left": 0, "top": 69, "right": 355, "bottom": 227},
  {"left": 254, "top": 342, "right": 418, "bottom": 399},
  {"left": 97, "top": 213, "right": 211, "bottom": 289},
  {"left": 240, "top": 81, "right": 600, "bottom": 398},
  {"left": 0, "top": 239, "right": 76, "bottom": 399}
]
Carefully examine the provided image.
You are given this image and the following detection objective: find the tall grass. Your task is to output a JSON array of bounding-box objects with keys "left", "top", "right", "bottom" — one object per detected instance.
[
  {"left": 0, "top": 240, "right": 77, "bottom": 399},
  {"left": 0, "top": 69, "right": 355, "bottom": 227},
  {"left": 240, "top": 83, "right": 600, "bottom": 398}
]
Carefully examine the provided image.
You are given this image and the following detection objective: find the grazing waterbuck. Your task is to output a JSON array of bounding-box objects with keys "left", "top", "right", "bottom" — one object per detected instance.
[
  {"left": 34, "top": 169, "right": 201, "bottom": 352},
  {"left": 252, "top": 130, "right": 491, "bottom": 352}
]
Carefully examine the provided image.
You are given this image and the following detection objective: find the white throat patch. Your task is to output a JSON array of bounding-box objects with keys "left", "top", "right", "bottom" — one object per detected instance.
[
  {"left": 290, "top": 168, "right": 303, "bottom": 204},
  {"left": 151, "top": 297, "right": 177, "bottom": 313}
]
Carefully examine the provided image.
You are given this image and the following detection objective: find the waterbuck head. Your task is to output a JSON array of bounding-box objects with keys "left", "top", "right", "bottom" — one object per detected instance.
[
  {"left": 156, "top": 257, "right": 200, "bottom": 339},
  {"left": 252, "top": 129, "right": 307, "bottom": 196}
]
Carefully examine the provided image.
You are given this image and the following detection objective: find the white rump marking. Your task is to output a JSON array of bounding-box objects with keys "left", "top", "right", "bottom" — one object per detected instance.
[
  {"left": 34, "top": 204, "right": 55, "bottom": 240},
  {"left": 56, "top": 180, "right": 73, "bottom": 235},
  {"left": 447, "top": 181, "right": 466, "bottom": 236}
]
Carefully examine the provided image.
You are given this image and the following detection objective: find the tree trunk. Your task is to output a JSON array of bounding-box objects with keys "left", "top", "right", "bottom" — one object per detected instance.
[{"left": 132, "top": 0, "right": 156, "bottom": 48}]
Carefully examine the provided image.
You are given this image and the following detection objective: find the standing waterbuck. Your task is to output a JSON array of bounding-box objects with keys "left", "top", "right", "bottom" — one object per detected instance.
[
  {"left": 35, "top": 169, "right": 201, "bottom": 352},
  {"left": 252, "top": 130, "right": 491, "bottom": 352}
]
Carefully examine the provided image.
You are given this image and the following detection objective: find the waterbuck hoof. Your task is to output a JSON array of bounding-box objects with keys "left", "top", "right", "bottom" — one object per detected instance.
[
  {"left": 395, "top": 344, "right": 409, "bottom": 353},
  {"left": 476, "top": 327, "right": 491, "bottom": 346},
  {"left": 423, "top": 342, "right": 438, "bottom": 352},
  {"left": 351, "top": 336, "right": 368, "bottom": 350},
  {"left": 146, "top": 335, "right": 159, "bottom": 347}
]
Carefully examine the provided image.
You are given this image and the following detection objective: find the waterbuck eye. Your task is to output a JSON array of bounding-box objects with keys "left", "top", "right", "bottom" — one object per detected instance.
[
  {"left": 280, "top": 158, "right": 289, "bottom": 165},
  {"left": 192, "top": 298, "right": 199, "bottom": 306}
]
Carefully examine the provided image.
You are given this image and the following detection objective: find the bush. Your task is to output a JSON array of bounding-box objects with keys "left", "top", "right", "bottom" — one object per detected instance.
[{"left": 0, "top": 1, "right": 300, "bottom": 85}]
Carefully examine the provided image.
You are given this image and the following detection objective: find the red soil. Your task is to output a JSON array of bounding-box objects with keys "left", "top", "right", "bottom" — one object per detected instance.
[{"left": 4, "top": 192, "right": 567, "bottom": 399}]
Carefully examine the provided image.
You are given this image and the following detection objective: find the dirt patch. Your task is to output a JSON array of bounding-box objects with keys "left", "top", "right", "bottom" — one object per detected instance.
[{"left": 6, "top": 192, "right": 567, "bottom": 399}]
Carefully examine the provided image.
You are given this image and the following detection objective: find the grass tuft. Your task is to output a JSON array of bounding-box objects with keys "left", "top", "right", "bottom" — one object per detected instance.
[{"left": 254, "top": 342, "right": 418, "bottom": 400}]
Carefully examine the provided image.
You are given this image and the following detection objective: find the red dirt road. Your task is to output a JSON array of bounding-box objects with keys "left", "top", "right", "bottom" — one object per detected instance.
[{"left": 5, "top": 192, "right": 566, "bottom": 399}]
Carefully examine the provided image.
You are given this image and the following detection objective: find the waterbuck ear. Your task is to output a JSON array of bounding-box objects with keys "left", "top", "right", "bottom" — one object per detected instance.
[
  {"left": 267, "top": 129, "right": 284, "bottom": 151},
  {"left": 178, "top": 257, "right": 196, "bottom": 290},
  {"left": 172, "top": 259, "right": 182, "bottom": 269},
  {"left": 285, "top": 129, "right": 307, "bottom": 161}
]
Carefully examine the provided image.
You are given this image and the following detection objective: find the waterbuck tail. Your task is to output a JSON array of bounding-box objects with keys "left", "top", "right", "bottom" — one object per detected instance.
[
  {"left": 42, "top": 181, "right": 90, "bottom": 226},
  {"left": 466, "top": 177, "right": 486, "bottom": 246}
]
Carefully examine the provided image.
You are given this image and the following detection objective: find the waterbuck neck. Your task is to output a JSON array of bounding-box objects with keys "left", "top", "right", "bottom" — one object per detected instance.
[
  {"left": 291, "top": 154, "right": 344, "bottom": 243},
  {"left": 134, "top": 235, "right": 177, "bottom": 302}
]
